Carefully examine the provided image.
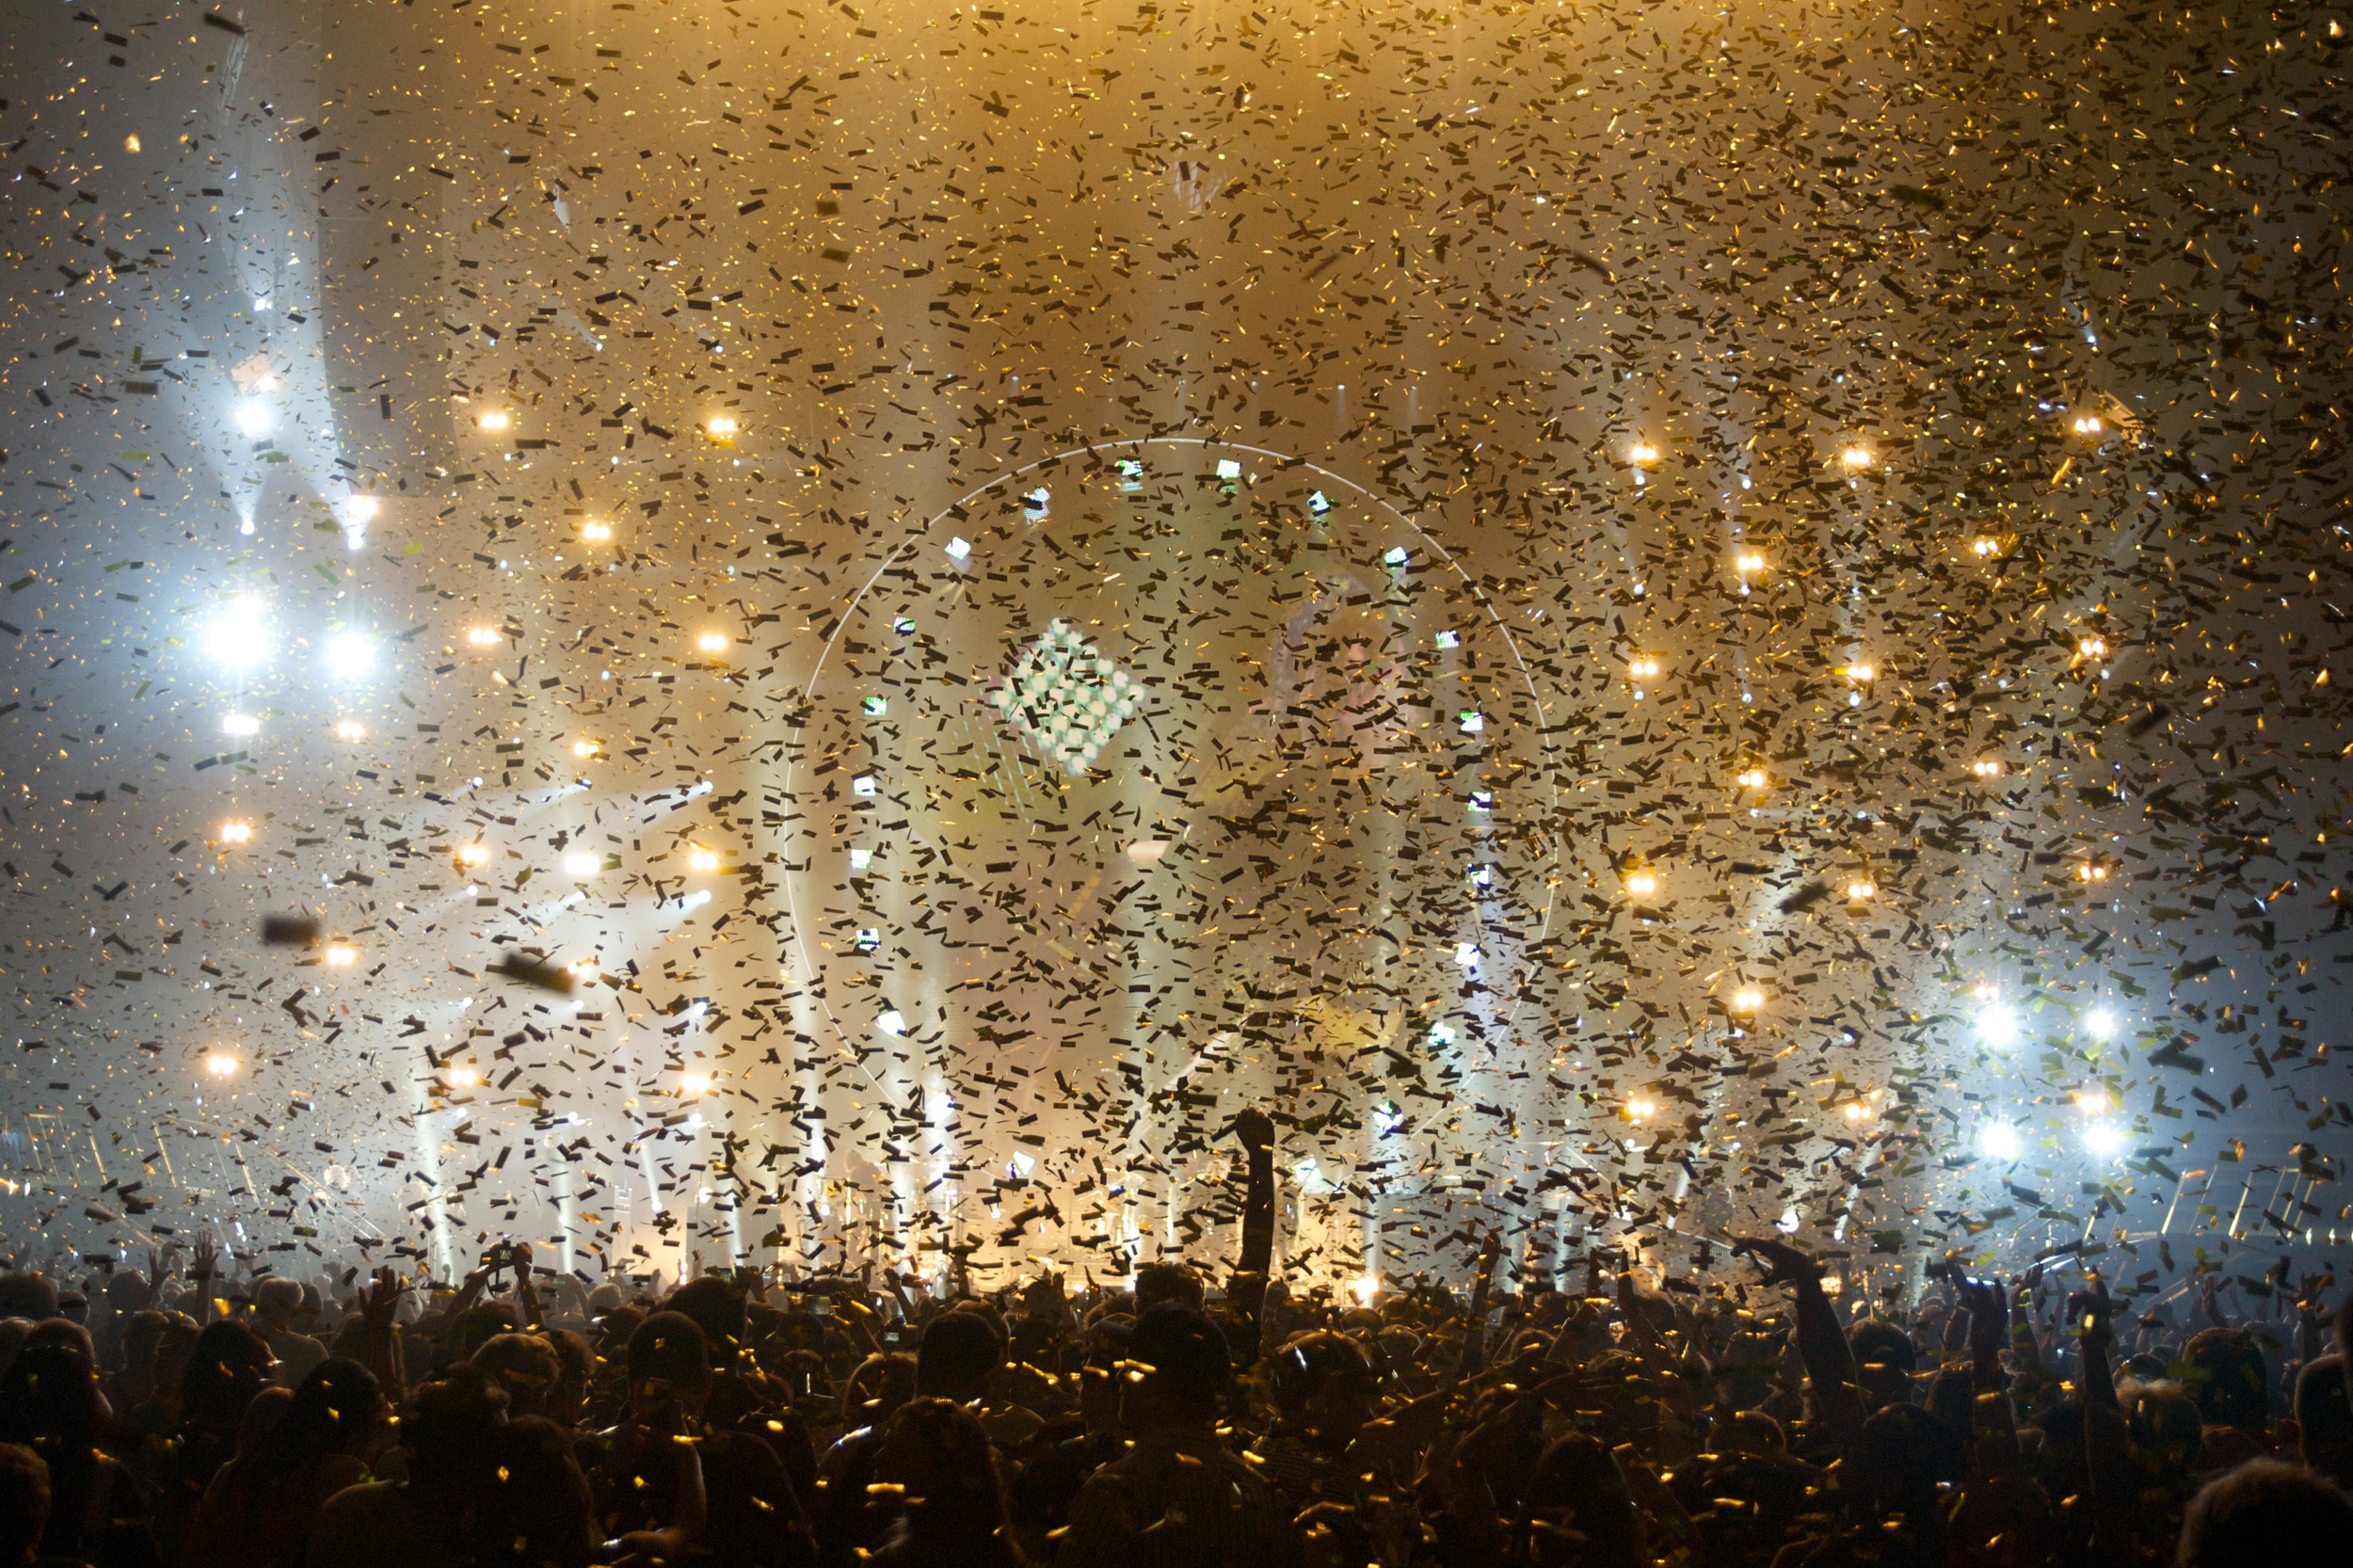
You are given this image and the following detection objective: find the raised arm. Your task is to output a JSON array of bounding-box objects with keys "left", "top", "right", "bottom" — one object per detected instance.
[
  {"left": 1229, "top": 1107, "right": 1276, "bottom": 1364},
  {"left": 2071, "top": 1276, "right": 2132, "bottom": 1568},
  {"left": 1731, "top": 1236, "right": 1865, "bottom": 1448}
]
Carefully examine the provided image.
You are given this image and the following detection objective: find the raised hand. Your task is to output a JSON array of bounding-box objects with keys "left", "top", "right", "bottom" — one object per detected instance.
[
  {"left": 2066, "top": 1274, "right": 2114, "bottom": 1346},
  {"left": 361, "top": 1267, "right": 405, "bottom": 1332},
  {"left": 1233, "top": 1105, "right": 1274, "bottom": 1154},
  {"left": 1729, "top": 1235, "right": 1822, "bottom": 1288}
]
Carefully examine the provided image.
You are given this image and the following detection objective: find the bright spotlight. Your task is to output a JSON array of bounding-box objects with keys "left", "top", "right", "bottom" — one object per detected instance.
[
  {"left": 680, "top": 1073, "right": 712, "bottom": 1096},
  {"left": 563, "top": 854, "right": 600, "bottom": 876},
  {"left": 687, "top": 848, "right": 720, "bottom": 872},
  {"left": 1971, "top": 536, "right": 2000, "bottom": 557},
  {"left": 705, "top": 416, "right": 739, "bottom": 440},
  {"left": 1845, "top": 879, "right": 1876, "bottom": 903},
  {"left": 476, "top": 409, "right": 511, "bottom": 432},
  {"left": 1627, "top": 442, "right": 1659, "bottom": 465},
  {"left": 324, "top": 632, "right": 376, "bottom": 680},
  {"left": 1980, "top": 1122, "right": 2021, "bottom": 1160},
  {"left": 1625, "top": 870, "right": 1658, "bottom": 899},
  {"left": 466, "top": 627, "right": 502, "bottom": 647},
  {"left": 333, "top": 720, "right": 367, "bottom": 742},
  {"left": 1972, "top": 759, "right": 2004, "bottom": 779},
  {"left": 696, "top": 632, "right": 729, "bottom": 655},
  {"left": 457, "top": 842, "right": 491, "bottom": 868},
  {"left": 234, "top": 401, "right": 273, "bottom": 437},
  {"left": 219, "top": 820, "right": 253, "bottom": 845},
  {"left": 1736, "top": 552, "right": 1767, "bottom": 574},
  {"left": 1731, "top": 987, "right": 1765, "bottom": 1015},
  {"left": 2073, "top": 415, "right": 2105, "bottom": 436},
  {"left": 1625, "top": 1096, "right": 1657, "bottom": 1121},
  {"left": 1627, "top": 657, "right": 1661, "bottom": 680},
  {"left": 1977, "top": 1005, "right": 2019, "bottom": 1048},
  {"left": 2086, "top": 1010, "right": 2118, "bottom": 1040},
  {"left": 2078, "top": 635, "right": 2108, "bottom": 659},
  {"left": 346, "top": 496, "right": 381, "bottom": 523},
  {"left": 582, "top": 520, "right": 613, "bottom": 542},
  {"left": 220, "top": 712, "right": 260, "bottom": 738},
  {"left": 1840, "top": 445, "right": 1873, "bottom": 471},
  {"left": 205, "top": 1051, "right": 238, "bottom": 1078},
  {"left": 1736, "top": 768, "right": 1769, "bottom": 790},
  {"left": 572, "top": 739, "right": 600, "bottom": 759},
  {"left": 204, "top": 598, "right": 272, "bottom": 671},
  {"left": 1351, "top": 1276, "right": 1381, "bottom": 1306},
  {"left": 2083, "top": 1120, "right": 2125, "bottom": 1158},
  {"left": 1845, "top": 663, "right": 1876, "bottom": 682},
  {"left": 1842, "top": 1101, "right": 1873, "bottom": 1124},
  {"left": 449, "top": 1065, "right": 482, "bottom": 1088},
  {"left": 324, "top": 943, "right": 357, "bottom": 968}
]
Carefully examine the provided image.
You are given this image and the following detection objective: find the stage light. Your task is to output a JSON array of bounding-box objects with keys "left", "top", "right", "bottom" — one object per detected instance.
[
  {"left": 1351, "top": 1276, "right": 1381, "bottom": 1306},
  {"left": 572, "top": 739, "right": 600, "bottom": 758},
  {"left": 1625, "top": 870, "right": 1658, "bottom": 899},
  {"left": 1736, "top": 552, "right": 1767, "bottom": 574},
  {"left": 219, "top": 820, "right": 252, "bottom": 844},
  {"left": 1842, "top": 1101, "right": 1873, "bottom": 1124},
  {"left": 457, "top": 842, "right": 491, "bottom": 869},
  {"left": 324, "top": 632, "right": 376, "bottom": 680},
  {"left": 582, "top": 520, "right": 613, "bottom": 542},
  {"left": 688, "top": 847, "right": 720, "bottom": 872},
  {"left": 1731, "top": 987, "right": 1765, "bottom": 1014},
  {"left": 2086, "top": 1009, "right": 2118, "bottom": 1040},
  {"left": 467, "top": 627, "right": 502, "bottom": 647},
  {"left": 1845, "top": 663, "right": 1876, "bottom": 682},
  {"left": 206, "top": 1051, "right": 238, "bottom": 1078},
  {"left": 563, "top": 854, "right": 600, "bottom": 876},
  {"left": 346, "top": 496, "right": 380, "bottom": 524},
  {"left": 1627, "top": 656, "right": 1661, "bottom": 679},
  {"left": 2073, "top": 414, "right": 2105, "bottom": 436},
  {"left": 476, "top": 409, "right": 511, "bottom": 432},
  {"left": 696, "top": 632, "right": 729, "bottom": 654},
  {"left": 450, "top": 1065, "right": 482, "bottom": 1088},
  {"left": 2075, "top": 1086, "right": 2111, "bottom": 1115},
  {"left": 565, "top": 958, "right": 600, "bottom": 984},
  {"left": 1736, "top": 768, "right": 1769, "bottom": 790},
  {"left": 220, "top": 712, "right": 260, "bottom": 737},
  {"left": 324, "top": 943, "right": 356, "bottom": 968},
  {"left": 2076, "top": 861, "right": 2109, "bottom": 882},
  {"left": 2082, "top": 1120, "right": 2125, "bottom": 1158},
  {"left": 333, "top": 720, "right": 367, "bottom": 743},
  {"left": 680, "top": 1072, "right": 712, "bottom": 1096},
  {"left": 1840, "top": 445, "right": 1873, "bottom": 471},
  {"left": 1972, "top": 759, "right": 2004, "bottom": 778},
  {"left": 875, "top": 1009, "right": 907, "bottom": 1036},
  {"left": 1846, "top": 879, "right": 1876, "bottom": 902},
  {"left": 1980, "top": 1122, "right": 2021, "bottom": 1160},
  {"left": 204, "top": 598, "right": 273, "bottom": 671},
  {"left": 705, "top": 416, "right": 739, "bottom": 440},
  {"left": 1972, "top": 536, "right": 2000, "bottom": 557},
  {"left": 1625, "top": 1096, "right": 1657, "bottom": 1121},
  {"left": 1628, "top": 442, "right": 1660, "bottom": 465},
  {"left": 1977, "top": 1005, "right": 2019, "bottom": 1048},
  {"left": 2078, "top": 635, "right": 2107, "bottom": 659},
  {"left": 234, "top": 401, "right": 273, "bottom": 437}
]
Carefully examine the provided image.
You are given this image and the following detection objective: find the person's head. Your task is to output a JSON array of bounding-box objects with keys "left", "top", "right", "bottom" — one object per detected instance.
[
  {"left": 445, "top": 1302, "right": 518, "bottom": 1367},
  {"left": 1134, "top": 1261, "right": 1205, "bottom": 1315},
  {"left": 868, "top": 1398, "right": 1016, "bottom": 1563},
  {"left": 586, "top": 1283, "right": 626, "bottom": 1316},
  {"left": 2179, "top": 1459, "right": 2353, "bottom": 1567},
  {"left": 0, "top": 1340, "right": 103, "bottom": 1456},
  {"left": 264, "top": 1358, "right": 383, "bottom": 1472},
  {"left": 120, "top": 1310, "right": 169, "bottom": 1379},
  {"left": 1847, "top": 1319, "right": 1917, "bottom": 1412},
  {"left": 915, "top": 1309, "right": 1004, "bottom": 1404},
  {"left": 473, "top": 1332, "right": 564, "bottom": 1420},
  {"left": 180, "top": 1319, "right": 275, "bottom": 1436},
  {"left": 1119, "top": 1303, "right": 1230, "bottom": 1433},
  {"left": 0, "top": 1443, "right": 50, "bottom": 1568},
  {"left": 1838, "top": 1403, "right": 1955, "bottom": 1528},
  {"left": 625, "top": 1311, "right": 710, "bottom": 1416},
  {"left": 1715, "top": 1409, "right": 1785, "bottom": 1458},
  {"left": 2181, "top": 1328, "right": 2270, "bottom": 1432},
  {"left": 664, "top": 1275, "right": 747, "bottom": 1363},
  {"left": 252, "top": 1275, "right": 305, "bottom": 1332},
  {"left": 474, "top": 1416, "right": 595, "bottom": 1568},
  {"left": 1519, "top": 1432, "right": 1644, "bottom": 1568},
  {"left": 2123, "top": 1380, "right": 2207, "bottom": 1478},
  {"left": 538, "top": 1328, "right": 595, "bottom": 1429},
  {"left": 400, "top": 1362, "right": 509, "bottom": 1493},
  {"left": 0, "top": 1275, "right": 57, "bottom": 1323},
  {"left": 1263, "top": 1331, "right": 1377, "bottom": 1447},
  {"left": 1076, "top": 1322, "right": 1130, "bottom": 1438},
  {"left": 2296, "top": 1356, "right": 2353, "bottom": 1487},
  {"left": 840, "top": 1351, "right": 919, "bottom": 1432}
]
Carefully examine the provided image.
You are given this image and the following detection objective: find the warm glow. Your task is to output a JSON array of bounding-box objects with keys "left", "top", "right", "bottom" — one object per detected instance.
[
  {"left": 1736, "top": 552, "right": 1767, "bottom": 574},
  {"left": 1625, "top": 870, "right": 1658, "bottom": 899},
  {"left": 680, "top": 1073, "right": 712, "bottom": 1096},
  {"left": 1736, "top": 768, "right": 1769, "bottom": 790},
  {"left": 563, "top": 854, "right": 600, "bottom": 876},
  {"left": 324, "top": 943, "right": 357, "bottom": 968},
  {"left": 450, "top": 1065, "right": 482, "bottom": 1088},
  {"left": 2073, "top": 414, "right": 2105, "bottom": 436},
  {"left": 688, "top": 847, "right": 721, "bottom": 872},
  {"left": 1980, "top": 1122, "right": 2022, "bottom": 1159},
  {"left": 467, "top": 626, "right": 502, "bottom": 647},
  {"left": 476, "top": 409, "right": 511, "bottom": 431},
  {"left": 2077, "top": 861, "right": 2109, "bottom": 882},
  {"left": 1971, "top": 536, "right": 2000, "bottom": 557},
  {"left": 1351, "top": 1276, "right": 1381, "bottom": 1306},
  {"left": 565, "top": 958, "right": 600, "bottom": 984},
  {"left": 2078, "top": 635, "right": 2107, "bottom": 659},
  {"left": 1846, "top": 879, "right": 1876, "bottom": 902},
  {"left": 1627, "top": 442, "right": 1659, "bottom": 465},
  {"left": 1731, "top": 987, "right": 1765, "bottom": 1014},
  {"left": 346, "top": 495, "right": 381, "bottom": 523},
  {"left": 125, "top": 134, "right": 142, "bottom": 152},
  {"left": 1627, "top": 657, "right": 1661, "bottom": 680},
  {"left": 706, "top": 416, "right": 739, "bottom": 439},
  {"left": 1626, "top": 1096, "right": 1657, "bottom": 1121},
  {"left": 1972, "top": 759, "right": 2004, "bottom": 778},
  {"left": 582, "top": 520, "right": 614, "bottom": 542},
  {"left": 2074, "top": 1086, "right": 2111, "bottom": 1115},
  {"left": 220, "top": 820, "right": 253, "bottom": 845},
  {"left": 696, "top": 632, "right": 729, "bottom": 654},
  {"left": 1842, "top": 1101, "right": 1872, "bottom": 1123},
  {"left": 572, "top": 739, "right": 600, "bottom": 758},
  {"left": 1840, "top": 445, "right": 1873, "bottom": 471},
  {"left": 458, "top": 842, "right": 491, "bottom": 868},
  {"left": 1845, "top": 663, "right": 1876, "bottom": 681},
  {"left": 205, "top": 1051, "right": 237, "bottom": 1078}
]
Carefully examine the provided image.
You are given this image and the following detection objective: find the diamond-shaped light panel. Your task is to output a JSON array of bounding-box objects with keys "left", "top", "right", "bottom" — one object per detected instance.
[{"left": 988, "top": 619, "right": 1142, "bottom": 775}]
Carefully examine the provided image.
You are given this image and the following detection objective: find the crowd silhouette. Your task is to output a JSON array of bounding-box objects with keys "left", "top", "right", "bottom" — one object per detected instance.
[{"left": 2, "top": 1117, "right": 2349, "bottom": 1567}]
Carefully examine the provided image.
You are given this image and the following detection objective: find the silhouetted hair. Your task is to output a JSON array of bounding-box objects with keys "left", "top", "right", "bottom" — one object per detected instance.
[
  {"left": 625, "top": 1310, "right": 710, "bottom": 1396},
  {"left": 916, "top": 1310, "right": 1004, "bottom": 1400},
  {"left": 2179, "top": 1459, "right": 2353, "bottom": 1567},
  {"left": 1127, "top": 1303, "right": 1230, "bottom": 1420}
]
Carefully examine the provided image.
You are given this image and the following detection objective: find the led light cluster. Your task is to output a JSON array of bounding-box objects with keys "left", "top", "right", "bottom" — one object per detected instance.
[{"left": 989, "top": 619, "right": 1143, "bottom": 775}]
